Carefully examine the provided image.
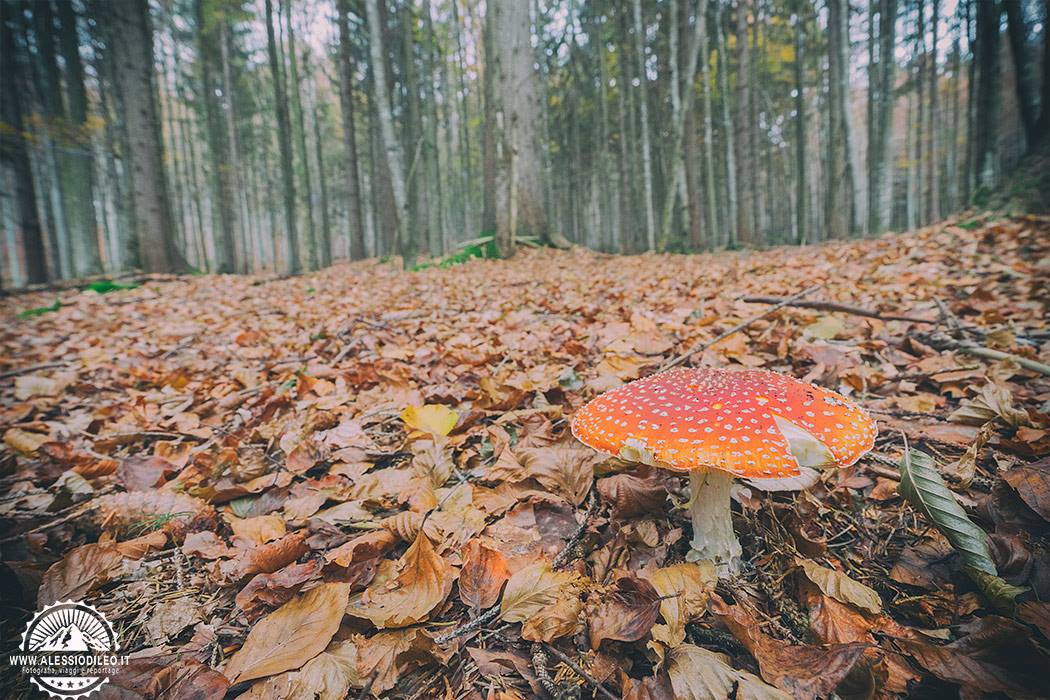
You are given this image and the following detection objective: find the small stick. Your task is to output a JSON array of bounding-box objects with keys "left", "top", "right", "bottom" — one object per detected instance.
[
  {"left": 663, "top": 285, "right": 821, "bottom": 370},
  {"left": 434, "top": 605, "right": 501, "bottom": 645},
  {"left": 0, "top": 361, "right": 71, "bottom": 379},
  {"left": 915, "top": 331, "right": 1050, "bottom": 377},
  {"left": 538, "top": 641, "right": 618, "bottom": 700},
  {"left": 552, "top": 493, "right": 596, "bottom": 569},
  {"left": 739, "top": 294, "right": 936, "bottom": 324}
]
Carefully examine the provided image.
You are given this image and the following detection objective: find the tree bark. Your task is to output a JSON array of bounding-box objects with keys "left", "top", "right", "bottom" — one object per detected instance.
[
  {"left": 794, "top": 1, "right": 807, "bottom": 243},
  {"left": 975, "top": 0, "right": 1002, "bottom": 193},
  {"left": 734, "top": 0, "right": 753, "bottom": 245},
  {"left": 632, "top": 0, "right": 657, "bottom": 250},
  {"left": 1003, "top": 0, "right": 1039, "bottom": 149},
  {"left": 336, "top": 0, "right": 367, "bottom": 261},
  {"left": 867, "top": 0, "right": 896, "bottom": 234},
  {"left": 1, "top": 0, "right": 48, "bottom": 283},
  {"left": 107, "top": 0, "right": 188, "bottom": 273},
  {"left": 264, "top": 0, "right": 300, "bottom": 273},
  {"left": 284, "top": 0, "right": 318, "bottom": 269},
  {"left": 364, "top": 0, "right": 410, "bottom": 259},
  {"left": 56, "top": 0, "right": 102, "bottom": 276}
]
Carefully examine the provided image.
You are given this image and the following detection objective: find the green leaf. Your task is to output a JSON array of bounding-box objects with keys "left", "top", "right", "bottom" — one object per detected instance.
[
  {"left": 897, "top": 446, "right": 996, "bottom": 576},
  {"left": 84, "top": 279, "right": 140, "bottom": 294},
  {"left": 964, "top": 566, "right": 1027, "bottom": 615},
  {"left": 18, "top": 299, "right": 62, "bottom": 318}
]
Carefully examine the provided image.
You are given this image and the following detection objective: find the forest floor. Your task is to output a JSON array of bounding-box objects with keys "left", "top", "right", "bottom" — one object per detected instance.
[{"left": 2, "top": 213, "right": 1049, "bottom": 699}]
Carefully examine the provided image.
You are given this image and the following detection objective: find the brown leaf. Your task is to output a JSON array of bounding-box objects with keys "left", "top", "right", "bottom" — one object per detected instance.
[
  {"left": 596, "top": 469, "right": 668, "bottom": 519},
  {"left": 222, "top": 581, "right": 351, "bottom": 684},
  {"left": 220, "top": 531, "right": 308, "bottom": 584},
  {"left": 115, "top": 530, "right": 168, "bottom": 559},
  {"left": 241, "top": 640, "right": 362, "bottom": 700},
  {"left": 1017, "top": 601, "right": 1050, "bottom": 638},
  {"left": 666, "top": 644, "right": 790, "bottom": 700},
  {"left": 896, "top": 615, "right": 1050, "bottom": 698},
  {"left": 1002, "top": 458, "right": 1050, "bottom": 521},
  {"left": 236, "top": 561, "right": 322, "bottom": 621},
  {"left": 324, "top": 529, "right": 397, "bottom": 568},
  {"left": 96, "top": 490, "right": 216, "bottom": 534},
  {"left": 522, "top": 594, "right": 583, "bottom": 642},
  {"left": 117, "top": 455, "right": 178, "bottom": 491},
  {"left": 349, "top": 531, "right": 454, "bottom": 628},
  {"left": 144, "top": 596, "right": 200, "bottom": 645},
  {"left": 709, "top": 595, "right": 866, "bottom": 700},
  {"left": 640, "top": 562, "right": 716, "bottom": 648},
  {"left": 4, "top": 427, "right": 48, "bottom": 455},
  {"left": 182, "top": 531, "right": 233, "bottom": 560},
  {"left": 228, "top": 514, "right": 287, "bottom": 546},
  {"left": 459, "top": 539, "right": 510, "bottom": 611},
  {"left": 589, "top": 575, "right": 661, "bottom": 647},
  {"left": 38, "top": 541, "right": 125, "bottom": 606},
  {"left": 354, "top": 627, "right": 450, "bottom": 695},
  {"left": 517, "top": 445, "right": 601, "bottom": 505}
]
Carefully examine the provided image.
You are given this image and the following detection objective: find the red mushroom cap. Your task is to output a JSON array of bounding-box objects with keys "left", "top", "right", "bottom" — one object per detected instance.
[{"left": 571, "top": 368, "right": 877, "bottom": 478}]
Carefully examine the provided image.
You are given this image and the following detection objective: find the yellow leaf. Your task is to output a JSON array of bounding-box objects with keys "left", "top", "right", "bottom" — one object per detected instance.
[
  {"left": 223, "top": 581, "right": 351, "bottom": 684},
  {"left": 4, "top": 428, "right": 47, "bottom": 455},
  {"left": 668, "top": 644, "right": 790, "bottom": 700},
  {"left": 797, "top": 559, "right": 882, "bottom": 614},
  {"left": 499, "top": 562, "right": 580, "bottom": 623},
  {"left": 401, "top": 404, "right": 459, "bottom": 437}
]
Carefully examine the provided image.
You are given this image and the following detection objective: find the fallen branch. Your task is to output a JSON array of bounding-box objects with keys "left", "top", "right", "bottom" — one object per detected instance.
[
  {"left": 662, "top": 285, "right": 821, "bottom": 370},
  {"left": 915, "top": 331, "right": 1050, "bottom": 377},
  {"left": 434, "top": 605, "right": 500, "bottom": 645},
  {"left": 739, "top": 294, "right": 937, "bottom": 324},
  {"left": 552, "top": 492, "right": 597, "bottom": 569},
  {"left": 538, "top": 641, "right": 619, "bottom": 700},
  {"left": 0, "top": 361, "right": 71, "bottom": 379}
]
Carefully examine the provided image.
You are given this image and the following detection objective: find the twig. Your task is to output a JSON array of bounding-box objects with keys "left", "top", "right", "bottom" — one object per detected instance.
[
  {"left": 552, "top": 493, "right": 596, "bottom": 569},
  {"left": 530, "top": 643, "right": 560, "bottom": 697},
  {"left": 739, "top": 294, "right": 936, "bottom": 324},
  {"left": 538, "top": 641, "right": 618, "bottom": 700},
  {"left": 0, "top": 361, "right": 71, "bottom": 379},
  {"left": 662, "top": 285, "right": 821, "bottom": 370},
  {"left": 914, "top": 331, "right": 1050, "bottom": 377},
  {"left": 435, "top": 605, "right": 501, "bottom": 645}
]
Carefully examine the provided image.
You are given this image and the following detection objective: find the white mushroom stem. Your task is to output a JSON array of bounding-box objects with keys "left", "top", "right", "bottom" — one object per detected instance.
[{"left": 685, "top": 469, "right": 741, "bottom": 577}]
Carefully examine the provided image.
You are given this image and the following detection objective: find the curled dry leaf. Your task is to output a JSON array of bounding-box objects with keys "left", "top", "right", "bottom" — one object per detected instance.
[
  {"left": 459, "top": 538, "right": 510, "bottom": 611},
  {"left": 949, "top": 382, "right": 1031, "bottom": 428},
  {"left": 38, "top": 540, "right": 125, "bottom": 606},
  {"left": 667, "top": 644, "right": 790, "bottom": 700},
  {"left": 516, "top": 445, "right": 600, "bottom": 505},
  {"left": 521, "top": 594, "right": 583, "bottom": 643},
  {"left": 597, "top": 470, "right": 668, "bottom": 519},
  {"left": 1001, "top": 458, "right": 1050, "bottom": 521},
  {"left": 349, "top": 531, "right": 454, "bottom": 628},
  {"left": 236, "top": 560, "right": 322, "bottom": 621},
  {"left": 242, "top": 640, "right": 362, "bottom": 700},
  {"left": 220, "top": 531, "right": 309, "bottom": 583},
  {"left": 796, "top": 558, "right": 882, "bottom": 614},
  {"left": 182, "top": 530, "right": 233, "bottom": 560},
  {"left": 709, "top": 595, "right": 867, "bottom": 700},
  {"left": 115, "top": 530, "right": 168, "bottom": 559},
  {"left": 223, "top": 581, "right": 351, "bottom": 684},
  {"left": 588, "top": 575, "right": 662, "bottom": 647},
  {"left": 95, "top": 490, "right": 215, "bottom": 534},
  {"left": 640, "top": 562, "right": 717, "bottom": 648},
  {"left": 354, "top": 627, "right": 451, "bottom": 696}
]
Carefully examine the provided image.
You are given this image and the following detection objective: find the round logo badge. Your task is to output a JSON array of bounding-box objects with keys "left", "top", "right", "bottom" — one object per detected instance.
[{"left": 10, "top": 600, "right": 129, "bottom": 698}]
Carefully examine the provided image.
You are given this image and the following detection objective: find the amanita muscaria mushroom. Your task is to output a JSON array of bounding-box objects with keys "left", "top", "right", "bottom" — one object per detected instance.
[{"left": 571, "top": 367, "right": 877, "bottom": 576}]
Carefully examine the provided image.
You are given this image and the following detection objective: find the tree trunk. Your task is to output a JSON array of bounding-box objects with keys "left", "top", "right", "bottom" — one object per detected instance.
[
  {"left": 264, "top": 0, "right": 300, "bottom": 273},
  {"left": 284, "top": 0, "right": 318, "bottom": 269},
  {"left": 632, "top": 0, "right": 657, "bottom": 250},
  {"left": 975, "top": 0, "right": 1002, "bottom": 193},
  {"left": 734, "top": 0, "right": 753, "bottom": 245},
  {"left": 107, "top": 0, "right": 188, "bottom": 273},
  {"left": 699, "top": 1, "right": 719, "bottom": 245},
  {"left": 927, "top": 0, "right": 940, "bottom": 222},
  {"left": 825, "top": 0, "right": 858, "bottom": 237},
  {"left": 336, "top": 0, "right": 367, "bottom": 261},
  {"left": 1003, "top": 0, "right": 1039, "bottom": 149},
  {"left": 219, "top": 19, "right": 248, "bottom": 272},
  {"left": 364, "top": 0, "right": 410, "bottom": 260},
  {"left": 1, "top": 1, "right": 48, "bottom": 283},
  {"left": 867, "top": 0, "right": 896, "bottom": 234},
  {"left": 195, "top": 0, "right": 238, "bottom": 273},
  {"left": 794, "top": 1, "right": 807, "bottom": 243},
  {"left": 57, "top": 0, "right": 102, "bottom": 276}
]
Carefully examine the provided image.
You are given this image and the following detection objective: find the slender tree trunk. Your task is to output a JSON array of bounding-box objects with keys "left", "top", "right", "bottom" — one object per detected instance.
[
  {"left": 309, "top": 80, "right": 332, "bottom": 267},
  {"left": 336, "top": 0, "right": 366, "bottom": 261},
  {"left": 734, "top": 0, "right": 753, "bottom": 245},
  {"left": 219, "top": 20, "right": 248, "bottom": 272},
  {"left": 107, "top": 0, "right": 188, "bottom": 273},
  {"left": 1003, "top": 0, "right": 1039, "bottom": 149},
  {"left": 975, "top": 0, "right": 1002, "bottom": 193},
  {"left": 616, "top": 9, "right": 635, "bottom": 253},
  {"left": 264, "top": 0, "right": 299, "bottom": 273},
  {"left": 632, "top": 0, "right": 657, "bottom": 250},
  {"left": 57, "top": 0, "right": 102, "bottom": 276},
  {"left": 699, "top": 1, "right": 719, "bottom": 244},
  {"left": 825, "top": 0, "right": 858, "bottom": 237},
  {"left": 1, "top": 1, "right": 48, "bottom": 283},
  {"left": 195, "top": 0, "right": 237, "bottom": 273},
  {"left": 365, "top": 0, "right": 409, "bottom": 259},
  {"left": 715, "top": 3, "right": 737, "bottom": 246},
  {"left": 283, "top": 0, "right": 318, "bottom": 269},
  {"left": 794, "top": 1, "right": 807, "bottom": 243},
  {"left": 868, "top": 0, "right": 897, "bottom": 234},
  {"left": 421, "top": 0, "right": 444, "bottom": 256},
  {"left": 928, "top": 0, "right": 940, "bottom": 222},
  {"left": 481, "top": 0, "right": 498, "bottom": 235}
]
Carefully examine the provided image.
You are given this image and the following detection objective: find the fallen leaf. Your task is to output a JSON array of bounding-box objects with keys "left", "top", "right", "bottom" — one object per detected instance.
[
  {"left": 499, "top": 562, "right": 580, "bottom": 625},
  {"left": 236, "top": 561, "right": 322, "bottom": 621},
  {"left": 796, "top": 558, "right": 882, "bottom": 614},
  {"left": 349, "top": 531, "right": 454, "bottom": 628},
  {"left": 589, "top": 575, "right": 661, "bottom": 647},
  {"left": 220, "top": 531, "right": 309, "bottom": 583},
  {"left": 401, "top": 404, "right": 459, "bottom": 437},
  {"left": 640, "top": 562, "right": 716, "bottom": 648},
  {"left": 229, "top": 514, "right": 288, "bottom": 546},
  {"left": 354, "top": 627, "right": 450, "bottom": 695},
  {"left": 223, "top": 581, "right": 351, "bottom": 684},
  {"left": 459, "top": 539, "right": 510, "bottom": 611},
  {"left": 667, "top": 644, "right": 790, "bottom": 700},
  {"left": 1001, "top": 458, "right": 1050, "bottom": 521},
  {"left": 38, "top": 541, "right": 125, "bottom": 606}
]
